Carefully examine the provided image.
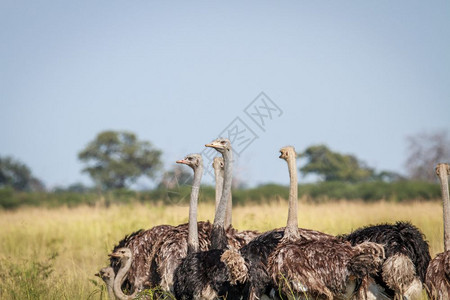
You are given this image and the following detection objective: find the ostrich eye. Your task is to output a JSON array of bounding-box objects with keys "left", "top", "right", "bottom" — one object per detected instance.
[{"left": 221, "top": 140, "right": 226, "bottom": 144}]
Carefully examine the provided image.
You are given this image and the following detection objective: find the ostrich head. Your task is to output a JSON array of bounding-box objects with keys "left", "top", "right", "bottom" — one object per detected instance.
[
  {"left": 279, "top": 146, "right": 296, "bottom": 160},
  {"left": 176, "top": 154, "right": 203, "bottom": 170},
  {"left": 205, "top": 138, "right": 231, "bottom": 154},
  {"left": 95, "top": 266, "right": 114, "bottom": 281},
  {"left": 108, "top": 247, "right": 132, "bottom": 265},
  {"left": 212, "top": 157, "right": 224, "bottom": 170},
  {"left": 436, "top": 163, "right": 450, "bottom": 177}
]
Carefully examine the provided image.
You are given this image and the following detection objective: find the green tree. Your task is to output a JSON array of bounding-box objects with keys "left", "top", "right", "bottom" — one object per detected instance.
[
  {"left": 78, "top": 131, "right": 162, "bottom": 190},
  {"left": 0, "top": 156, "right": 45, "bottom": 191},
  {"left": 300, "top": 145, "right": 375, "bottom": 182}
]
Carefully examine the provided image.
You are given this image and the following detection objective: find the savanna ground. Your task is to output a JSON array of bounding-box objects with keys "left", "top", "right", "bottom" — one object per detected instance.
[{"left": 0, "top": 199, "right": 443, "bottom": 299}]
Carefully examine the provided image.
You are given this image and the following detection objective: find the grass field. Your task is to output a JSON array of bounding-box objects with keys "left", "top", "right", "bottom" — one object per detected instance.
[{"left": 0, "top": 199, "right": 443, "bottom": 299}]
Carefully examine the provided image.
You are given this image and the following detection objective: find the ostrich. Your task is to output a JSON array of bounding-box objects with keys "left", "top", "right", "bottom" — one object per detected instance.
[
  {"left": 106, "top": 162, "right": 209, "bottom": 293},
  {"left": 207, "top": 138, "right": 234, "bottom": 250},
  {"left": 149, "top": 154, "right": 212, "bottom": 292},
  {"left": 426, "top": 163, "right": 450, "bottom": 300},
  {"left": 174, "top": 138, "right": 251, "bottom": 299},
  {"left": 109, "top": 248, "right": 139, "bottom": 300},
  {"left": 235, "top": 147, "right": 343, "bottom": 299},
  {"left": 175, "top": 154, "right": 204, "bottom": 254},
  {"left": 95, "top": 266, "right": 115, "bottom": 300},
  {"left": 267, "top": 146, "right": 385, "bottom": 299}
]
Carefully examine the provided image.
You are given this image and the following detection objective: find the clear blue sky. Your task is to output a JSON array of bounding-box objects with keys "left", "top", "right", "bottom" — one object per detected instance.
[{"left": 1, "top": 1, "right": 449, "bottom": 189}]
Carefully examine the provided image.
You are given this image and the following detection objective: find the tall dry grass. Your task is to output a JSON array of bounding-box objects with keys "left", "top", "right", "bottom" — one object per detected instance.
[{"left": 0, "top": 199, "right": 443, "bottom": 299}]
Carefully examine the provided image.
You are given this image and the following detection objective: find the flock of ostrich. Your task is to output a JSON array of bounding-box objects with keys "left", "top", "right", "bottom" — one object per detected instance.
[{"left": 96, "top": 137, "right": 450, "bottom": 300}]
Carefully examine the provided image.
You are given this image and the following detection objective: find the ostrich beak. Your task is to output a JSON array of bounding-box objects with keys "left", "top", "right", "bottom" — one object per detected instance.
[
  {"left": 176, "top": 159, "right": 187, "bottom": 164},
  {"left": 205, "top": 142, "right": 220, "bottom": 149},
  {"left": 108, "top": 253, "right": 120, "bottom": 258}
]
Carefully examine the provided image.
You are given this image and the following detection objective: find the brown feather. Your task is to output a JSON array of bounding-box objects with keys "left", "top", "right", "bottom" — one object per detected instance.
[
  {"left": 110, "top": 224, "right": 172, "bottom": 290},
  {"left": 268, "top": 238, "right": 385, "bottom": 299},
  {"left": 426, "top": 250, "right": 450, "bottom": 300},
  {"left": 220, "top": 246, "right": 248, "bottom": 285},
  {"left": 153, "top": 221, "right": 258, "bottom": 292}
]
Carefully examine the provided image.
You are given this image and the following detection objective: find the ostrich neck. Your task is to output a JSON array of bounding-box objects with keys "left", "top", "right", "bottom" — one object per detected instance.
[
  {"left": 225, "top": 186, "right": 232, "bottom": 229},
  {"left": 113, "top": 257, "right": 137, "bottom": 300},
  {"left": 211, "top": 149, "right": 233, "bottom": 249},
  {"left": 214, "top": 164, "right": 224, "bottom": 217},
  {"left": 107, "top": 283, "right": 115, "bottom": 300},
  {"left": 437, "top": 164, "right": 450, "bottom": 251},
  {"left": 105, "top": 277, "right": 115, "bottom": 300},
  {"left": 285, "top": 154, "right": 299, "bottom": 239},
  {"left": 214, "top": 164, "right": 232, "bottom": 229},
  {"left": 187, "top": 164, "right": 203, "bottom": 254}
]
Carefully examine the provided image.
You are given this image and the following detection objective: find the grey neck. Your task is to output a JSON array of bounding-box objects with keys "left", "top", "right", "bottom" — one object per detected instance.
[
  {"left": 211, "top": 148, "right": 233, "bottom": 249},
  {"left": 187, "top": 163, "right": 203, "bottom": 254},
  {"left": 105, "top": 271, "right": 115, "bottom": 300},
  {"left": 213, "top": 158, "right": 232, "bottom": 228},
  {"left": 106, "top": 278, "right": 115, "bottom": 300},
  {"left": 213, "top": 159, "right": 224, "bottom": 217},
  {"left": 284, "top": 153, "right": 299, "bottom": 240},
  {"left": 99, "top": 267, "right": 115, "bottom": 300},
  {"left": 225, "top": 187, "right": 232, "bottom": 229},
  {"left": 113, "top": 256, "right": 137, "bottom": 300},
  {"left": 437, "top": 163, "right": 450, "bottom": 251}
]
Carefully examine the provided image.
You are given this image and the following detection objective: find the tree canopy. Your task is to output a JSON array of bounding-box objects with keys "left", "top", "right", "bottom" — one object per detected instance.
[
  {"left": 0, "top": 156, "right": 44, "bottom": 191},
  {"left": 300, "top": 145, "right": 376, "bottom": 182},
  {"left": 78, "top": 131, "right": 162, "bottom": 190}
]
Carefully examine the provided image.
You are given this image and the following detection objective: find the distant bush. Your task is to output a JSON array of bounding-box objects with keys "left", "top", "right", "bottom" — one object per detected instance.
[
  {"left": 0, "top": 181, "right": 441, "bottom": 210},
  {"left": 298, "top": 181, "right": 440, "bottom": 202}
]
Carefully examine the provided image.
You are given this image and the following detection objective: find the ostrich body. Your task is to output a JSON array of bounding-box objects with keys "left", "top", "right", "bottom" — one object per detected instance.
[
  {"left": 426, "top": 163, "right": 450, "bottom": 300},
  {"left": 109, "top": 248, "right": 139, "bottom": 300},
  {"left": 343, "top": 224, "right": 430, "bottom": 299},
  {"left": 268, "top": 146, "right": 385, "bottom": 300},
  {"left": 95, "top": 266, "right": 115, "bottom": 300},
  {"left": 343, "top": 221, "right": 431, "bottom": 299}
]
